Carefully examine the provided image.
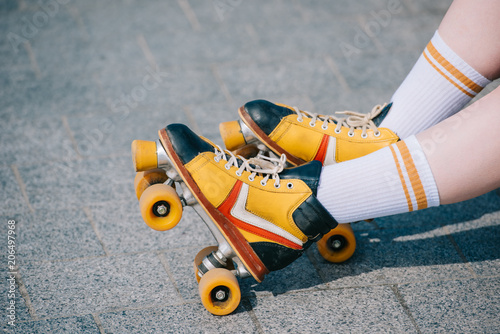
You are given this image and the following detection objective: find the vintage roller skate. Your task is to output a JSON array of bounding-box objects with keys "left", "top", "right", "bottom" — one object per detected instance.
[
  {"left": 219, "top": 99, "right": 399, "bottom": 166},
  {"left": 131, "top": 124, "right": 344, "bottom": 316},
  {"left": 219, "top": 100, "right": 398, "bottom": 264}
]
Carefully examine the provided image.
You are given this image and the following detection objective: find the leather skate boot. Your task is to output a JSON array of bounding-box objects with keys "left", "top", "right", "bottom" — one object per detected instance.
[
  {"left": 220, "top": 100, "right": 399, "bottom": 166},
  {"left": 161, "top": 124, "right": 338, "bottom": 275}
]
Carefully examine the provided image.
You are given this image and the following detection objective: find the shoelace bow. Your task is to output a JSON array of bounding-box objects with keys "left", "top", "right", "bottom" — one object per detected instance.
[
  {"left": 214, "top": 146, "right": 287, "bottom": 188},
  {"left": 293, "top": 103, "right": 387, "bottom": 137}
]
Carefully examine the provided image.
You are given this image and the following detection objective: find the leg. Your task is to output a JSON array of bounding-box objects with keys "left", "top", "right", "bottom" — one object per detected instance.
[
  {"left": 318, "top": 86, "right": 500, "bottom": 222},
  {"left": 418, "top": 86, "right": 500, "bottom": 204},
  {"left": 439, "top": 0, "right": 500, "bottom": 80},
  {"left": 380, "top": 0, "right": 500, "bottom": 138},
  {"left": 220, "top": 1, "right": 500, "bottom": 169}
]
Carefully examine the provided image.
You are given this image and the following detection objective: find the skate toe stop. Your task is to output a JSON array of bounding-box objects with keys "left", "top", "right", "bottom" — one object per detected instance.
[{"left": 132, "top": 140, "right": 158, "bottom": 172}]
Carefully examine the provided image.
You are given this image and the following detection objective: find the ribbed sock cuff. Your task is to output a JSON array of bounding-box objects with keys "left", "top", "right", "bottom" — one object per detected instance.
[
  {"left": 317, "top": 136, "right": 439, "bottom": 223},
  {"left": 432, "top": 31, "right": 491, "bottom": 88},
  {"left": 380, "top": 30, "right": 491, "bottom": 139}
]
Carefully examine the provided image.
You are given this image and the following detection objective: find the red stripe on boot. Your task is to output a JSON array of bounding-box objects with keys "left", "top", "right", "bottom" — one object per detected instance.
[{"left": 217, "top": 180, "right": 303, "bottom": 250}]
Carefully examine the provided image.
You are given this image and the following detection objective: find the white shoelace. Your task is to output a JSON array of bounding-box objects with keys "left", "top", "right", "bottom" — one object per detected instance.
[
  {"left": 293, "top": 103, "right": 387, "bottom": 137},
  {"left": 214, "top": 146, "right": 287, "bottom": 188}
]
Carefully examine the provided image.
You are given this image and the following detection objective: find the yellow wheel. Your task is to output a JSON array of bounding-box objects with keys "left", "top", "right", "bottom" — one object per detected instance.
[
  {"left": 132, "top": 140, "right": 158, "bottom": 172},
  {"left": 139, "top": 184, "right": 182, "bottom": 231},
  {"left": 134, "top": 169, "right": 169, "bottom": 200},
  {"left": 219, "top": 120, "right": 245, "bottom": 151},
  {"left": 317, "top": 223, "right": 356, "bottom": 263},
  {"left": 193, "top": 246, "right": 219, "bottom": 284},
  {"left": 198, "top": 268, "right": 241, "bottom": 316}
]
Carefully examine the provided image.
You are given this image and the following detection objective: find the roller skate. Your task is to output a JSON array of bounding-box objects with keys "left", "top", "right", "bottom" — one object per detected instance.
[
  {"left": 219, "top": 100, "right": 398, "bottom": 265},
  {"left": 219, "top": 99, "right": 399, "bottom": 166},
  {"left": 131, "top": 124, "right": 343, "bottom": 315}
]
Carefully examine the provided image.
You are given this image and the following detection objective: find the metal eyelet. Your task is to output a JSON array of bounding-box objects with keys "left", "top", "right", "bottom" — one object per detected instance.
[
  {"left": 214, "top": 157, "right": 220, "bottom": 162},
  {"left": 248, "top": 175, "right": 255, "bottom": 182},
  {"left": 374, "top": 131, "right": 381, "bottom": 137},
  {"left": 297, "top": 116, "right": 303, "bottom": 122},
  {"left": 361, "top": 133, "right": 368, "bottom": 139},
  {"left": 321, "top": 124, "right": 328, "bottom": 130},
  {"left": 309, "top": 122, "right": 315, "bottom": 127},
  {"left": 274, "top": 183, "right": 281, "bottom": 189},
  {"left": 235, "top": 171, "right": 242, "bottom": 177},
  {"left": 348, "top": 132, "right": 354, "bottom": 137},
  {"left": 287, "top": 182, "right": 294, "bottom": 189},
  {"left": 260, "top": 180, "right": 267, "bottom": 186},
  {"left": 225, "top": 164, "right": 231, "bottom": 170},
  {"left": 334, "top": 128, "right": 341, "bottom": 134}
]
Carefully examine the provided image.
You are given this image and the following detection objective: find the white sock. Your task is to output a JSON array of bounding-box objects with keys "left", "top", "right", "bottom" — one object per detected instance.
[
  {"left": 381, "top": 31, "right": 491, "bottom": 139},
  {"left": 317, "top": 136, "right": 440, "bottom": 223}
]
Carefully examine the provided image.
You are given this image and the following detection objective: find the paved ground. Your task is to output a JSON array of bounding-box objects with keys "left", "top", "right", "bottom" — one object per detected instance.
[{"left": 1, "top": 0, "right": 500, "bottom": 333}]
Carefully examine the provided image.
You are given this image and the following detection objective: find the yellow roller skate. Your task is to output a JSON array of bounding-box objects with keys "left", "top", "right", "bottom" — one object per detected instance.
[
  {"left": 220, "top": 99, "right": 399, "bottom": 166},
  {"left": 131, "top": 124, "right": 339, "bottom": 315},
  {"left": 219, "top": 100, "right": 398, "bottom": 264}
]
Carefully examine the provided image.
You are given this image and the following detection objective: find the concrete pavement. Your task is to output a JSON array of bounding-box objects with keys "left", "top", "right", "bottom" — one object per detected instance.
[{"left": 1, "top": 0, "right": 499, "bottom": 332}]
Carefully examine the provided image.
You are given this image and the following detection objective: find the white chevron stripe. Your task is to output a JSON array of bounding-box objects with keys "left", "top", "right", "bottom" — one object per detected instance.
[
  {"left": 323, "top": 136, "right": 337, "bottom": 165},
  {"left": 230, "top": 183, "right": 303, "bottom": 247}
]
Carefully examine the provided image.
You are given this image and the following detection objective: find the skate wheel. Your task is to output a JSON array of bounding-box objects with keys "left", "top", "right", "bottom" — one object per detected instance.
[
  {"left": 193, "top": 246, "right": 219, "bottom": 283},
  {"left": 219, "top": 120, "right": 246, "bottom": 151},
  {"left": 317, "top": 223, "right": 356, "bottom": 263},
  {"left": 132, "top": 140, "right": 158, "bottom": 172},
  {"left": 139, "top": 184, "right": 182, "bottom": 231},
  {"left": 199, "top": 268, "right": 241, "bottom": 316},
  {"left": 134, "top": 169, "right": 169, "bottom": 200}
]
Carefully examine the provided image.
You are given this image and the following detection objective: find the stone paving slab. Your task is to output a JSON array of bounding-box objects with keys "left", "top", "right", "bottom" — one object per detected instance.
[
  {"left": 158, "top": 247, "right": 214, "bottom": 302},
  {"left": 1, "top": 314, "right": 100, "bottom": 334},
  {"left": 90, "top": 202, "right": 215, "bottom": 255},
  {"left": 17, "top": 208, "right": 105, "bottom": 264},
  {"left": 403, "top": 0, "right": 454, "bottom": 15},
  {"left": 185, "top": 101, "right": 235, "bottom": 145},
  {"left": 185, "top": 95, "right": 317, "bottom": 146},
  {"left": 399, "top": 277, "right": 500, "bottom": 333},
  {"left": 0, "top": 46, "right": 34, "bottom": 89},
  {"left": 17, "top": 155, "right": 134, "bottom": 211},
  {"left": 0, "top": 76, "right": 108, "bottom": 119},
  {"left": 145, "top": 22, "right": 261, "bottom": 69},
  {"left": 0, "top": 167, "right": 28, "bottom": 216},
  {"left": 218, "top": 56, "right": 341, "bottom": 109},
  {"left": 309, "top": 224, "right": 474, "bottom": 289},
  {"left": 375, "top": 15, "right": 442, "bottom": 54},
  {"left": 297, "top": 0, "right": 396, "bottom": 18},
  {"left": 160, "top": 244, "right": 326, "bottom": 303},
  {"left": 98, "top": 303, "right": 259, "bottom": 334},
  {"left": 250, "top": 286, "right": 417, "bottom": 333},
  {"left": 13, "top": 9, "right": 90, "bottom": 71},
  {"left": 88, "top": 64, "right": 228, "bottom": 115},
  {"left": 240, "top": 253, "right": 327, "bottom": 297},
  {"left": 0, "top": 270, "right": 32, "bottom": 323},
  {"left": 194, "top": 0, "right": 304, "bottom": 29},
  {"left": 20, "top": 253, "right": 179, "bottom": 318},
  {"left": 0, "top": 115, "right": 78, "bottom": 167},
  {"left": 66, "top": 106, "right": 190, "bottom": 158},
  {"left": 451, "top": 211, "right": 500, "bottom": 277},
  {"left": 75, "top": 0, "right": 192, "bottom": 42},
  {"left": 249, "top": 19, "right": 368, "bottom": 63}
]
